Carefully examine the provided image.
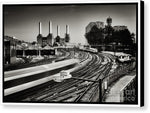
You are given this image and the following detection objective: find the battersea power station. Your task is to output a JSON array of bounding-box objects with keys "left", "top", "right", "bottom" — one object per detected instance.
[{"left": 37, "top": 21, "right": 70, "bottom": 47}]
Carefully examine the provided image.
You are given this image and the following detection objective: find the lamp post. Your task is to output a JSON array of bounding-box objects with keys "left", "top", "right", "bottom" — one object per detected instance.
[
  {"left": 73, "top": 45, "right": 76, "bottom": 59},
  {"left": 99, "top": 79, "right": 102, "bottom": 103},
  {"left": 38, "top": 45, "right": 42, "bottom": 57},
  {"left": 103, "top": 33, "right": 107, "bottom": 51},
  {"left": 21, "top": 43, "right": 28, "bottom": 57},
  {"left": 112, "top": 42, "right": 116, "bottom": 56}
]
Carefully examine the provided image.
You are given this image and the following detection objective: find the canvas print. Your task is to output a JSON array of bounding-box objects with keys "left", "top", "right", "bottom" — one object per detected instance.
[{"left": 3, "top": 1, "right": 144, "bottom": 106}]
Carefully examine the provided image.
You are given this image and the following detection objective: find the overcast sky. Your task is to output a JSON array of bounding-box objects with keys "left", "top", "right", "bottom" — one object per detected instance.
[{"left": 4, "top": 4, "right": 136, "bottom": 44}]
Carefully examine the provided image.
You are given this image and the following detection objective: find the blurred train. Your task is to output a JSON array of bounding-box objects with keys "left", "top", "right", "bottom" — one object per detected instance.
[
  {"left": 53, "top": 70, "right": 72, "bottom": 82},
  {"left": 79, "top": 45, "right": 98, "bottom": 53}
]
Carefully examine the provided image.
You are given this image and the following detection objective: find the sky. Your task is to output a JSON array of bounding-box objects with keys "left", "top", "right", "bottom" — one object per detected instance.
[{"left": 4, "top": 4, "right": 136, "bottom": 44}]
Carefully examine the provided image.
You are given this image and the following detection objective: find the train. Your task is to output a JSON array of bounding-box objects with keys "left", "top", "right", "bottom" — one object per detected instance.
[
  {"left": 53, "top": 70, "right": 72, "bottom": 82},
  {"left": 79, "top": 46, "right": 98, "bottom": 53}
]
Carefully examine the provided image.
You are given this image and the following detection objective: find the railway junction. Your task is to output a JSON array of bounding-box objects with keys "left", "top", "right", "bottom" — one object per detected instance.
[{"left": 4, "top": 47, "right": 136, "bottom": 103}]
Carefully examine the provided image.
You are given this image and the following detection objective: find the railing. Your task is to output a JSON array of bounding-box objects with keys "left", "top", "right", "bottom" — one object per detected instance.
[
  {"left": 100, "top": 61, "right": 136, "bottom": 101},
  {"left": 120, "top": 76, "right": 136, "bottom": 103}
]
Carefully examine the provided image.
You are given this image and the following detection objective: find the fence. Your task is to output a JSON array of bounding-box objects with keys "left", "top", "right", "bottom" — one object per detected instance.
[
  {"left": 120, "top": 76, "right": 136, "bottom": 103},
  {"left": 100, "top": 61, "right": 136, "bottom": 101}
]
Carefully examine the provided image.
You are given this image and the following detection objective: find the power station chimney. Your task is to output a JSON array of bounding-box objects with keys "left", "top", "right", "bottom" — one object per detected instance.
[
  {"left": 66, "top": 25, "right": 69, "bottom": 34},
  {"left": 57, "top": 25, "right": 60, "bottom": 36},
  {"left": 49, "top": 21, "right": 52, "bottom": 34},
  {"left": 39, "top": 22, "right": 42, "bottom": 34},
  {"left": 65, "top": 25, "right": 70, "bottom": 43}
]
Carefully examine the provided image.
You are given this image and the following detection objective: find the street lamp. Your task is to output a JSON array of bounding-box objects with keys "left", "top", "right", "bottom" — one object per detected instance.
[
  {"left": 21, "top": 43, "right": 28, "bottom": 57},
  {"left": 112, "top": 42, "right": 116, "bottom": 56},
  {"left": 37, "top": 44, "right": 42, "bottom": 57}
]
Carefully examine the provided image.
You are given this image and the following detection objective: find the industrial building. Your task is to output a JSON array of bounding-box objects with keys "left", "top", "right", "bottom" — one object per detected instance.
[
  {"left": 37, "top": 21, "right": 54, "bottom": 47},
  {"left": 37, "top": 21, "right": 70, "bottom": 47}
]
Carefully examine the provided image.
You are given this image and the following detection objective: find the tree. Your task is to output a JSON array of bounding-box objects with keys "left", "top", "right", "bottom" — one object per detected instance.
[
  {"left": 112, "top": 29, "right": 134, "bottom": 46},
  {"left": 85, "top": 24, "right": 134, "bottom": 47},
  {"left": 85, "top": 25, "right": 104, "bottom": 45},
  {"left": 104, "top": 25, "right": 114, "bottom": 44},
  {"left": 131, "top": 33, "right": 135, "bottom": 43}
]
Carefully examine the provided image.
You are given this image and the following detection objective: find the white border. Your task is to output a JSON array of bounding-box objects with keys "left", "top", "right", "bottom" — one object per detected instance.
[
  {"left": 0, "top": 0, "right": 142, "bottom": 107},
  {"left": 138, "top": 1, "right": 141, "bottom": 108}
]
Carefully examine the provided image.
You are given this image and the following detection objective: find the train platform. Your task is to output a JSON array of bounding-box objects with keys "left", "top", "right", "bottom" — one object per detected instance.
[
  {"left": 4, "top": 59, "right": 80, "bottom": 96},
  {"left": 104, "top": 72, "right": 136, "bottom": 102},
  {"left": 4, "top": 57, "right": 94, "bottom": 97},
  {"left": 4, "top": 59, "right": 79, "bottom": 79}
]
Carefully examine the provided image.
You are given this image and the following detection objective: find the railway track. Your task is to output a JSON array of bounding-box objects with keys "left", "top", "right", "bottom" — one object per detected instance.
[
  {"left": 7, "top": 48, "right": 135, "bottom": 103},
  {"left": 22, "top": 52, "right": 113, "bottom": 102}
]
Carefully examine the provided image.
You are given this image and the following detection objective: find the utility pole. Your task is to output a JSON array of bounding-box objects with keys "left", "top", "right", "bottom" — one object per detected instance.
[
  {"left": 113, "top": 42, "right": 116, "bottom": 56},
  {"left": 99, "top": 79, "right": 102, "bottom": 103}
]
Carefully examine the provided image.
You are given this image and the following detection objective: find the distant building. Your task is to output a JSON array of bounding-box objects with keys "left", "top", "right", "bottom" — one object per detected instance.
[
  {"left": 106, "top": 16, "right": 112, "bottom": 26},
  {"left": 4, "top": 36, "right": 32, "bottom": 64},
  {"left": 104, "top": 16, "right": 113, "bottom": 36},
  {"left": 54, "top": 25, "right": 66, "bottom": 46},
  {"left": 85, "top": 17, "right": 128, "bottom": 34},
  {"left": 37, "top": 22, "right": 70, "bottom": 47},
  {"left": 86, "top": 21, "right": 104, "bottom": 33},
  {"left": 113, "top": 26, "right": 127, "bottom": 31},
  {"left": 85, "top": 17, "right": 135, "bottom": 47},
  {"left": 4, "top": 36, "right": 18, "bottom": 64},
  {"left": 65, "top": 25, "right": 70, "bottom": 42},
  {"left": 37, "top": 21, "right": 54, "bottom": 47},
  {"left": 55, "top": 25, "right": 61, "bottom": 43}
]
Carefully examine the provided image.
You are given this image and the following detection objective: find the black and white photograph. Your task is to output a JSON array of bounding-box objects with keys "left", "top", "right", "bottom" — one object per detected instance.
[{"left": 2, "top": 0, "right": 144, "bottom": 107}]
